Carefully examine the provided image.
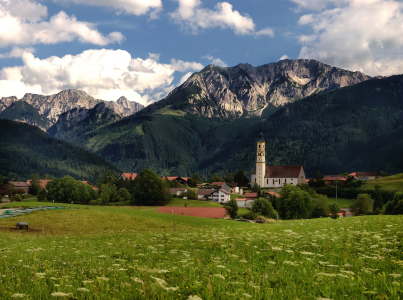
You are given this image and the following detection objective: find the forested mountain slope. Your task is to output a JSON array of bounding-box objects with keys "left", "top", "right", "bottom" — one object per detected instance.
[
  {"left": 202, "top": 75, "right": 403, "bottom": 176},
  {"left": 0, "top": 120, "right": 121, "bottom": 182}
]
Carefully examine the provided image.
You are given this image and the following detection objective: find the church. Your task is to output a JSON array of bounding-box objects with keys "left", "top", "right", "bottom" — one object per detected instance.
[{"left": 250, "top": 132, "right": 306, "bottom": 188}]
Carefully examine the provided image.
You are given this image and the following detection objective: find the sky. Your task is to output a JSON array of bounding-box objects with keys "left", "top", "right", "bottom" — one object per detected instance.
[{"left": 1, "top": 0, "right": 403, "bottom": 106}]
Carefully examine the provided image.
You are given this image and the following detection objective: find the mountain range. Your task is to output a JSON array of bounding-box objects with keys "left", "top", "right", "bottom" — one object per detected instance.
[
  {"left": 1, "top": 59, "right": 402, "bottom": 180},
  {"left": 0, "top": 90, "right": 144, "bottom": 128}
]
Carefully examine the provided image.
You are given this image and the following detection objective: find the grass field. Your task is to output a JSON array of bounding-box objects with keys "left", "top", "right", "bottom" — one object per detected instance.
[
  {"left": 327, "top": 197, "right": 354, "bottom": 208},
  {"left": 1, "top": 203, "right": 403, "bottom": 299},
  {"left": 165, "top": 198, "right": 223, "bottom": 208},
  {"left": 362, "top": 173, "right": 403, "bottom": 191}
]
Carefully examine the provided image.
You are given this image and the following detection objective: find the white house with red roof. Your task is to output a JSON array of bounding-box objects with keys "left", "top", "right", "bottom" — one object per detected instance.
[{"left": 212, "top": 189, "right": 231, "bottom": 203}]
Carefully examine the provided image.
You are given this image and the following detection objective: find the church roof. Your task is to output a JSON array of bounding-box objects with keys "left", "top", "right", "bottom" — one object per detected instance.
[{"left": 252, "top": 166, "right": 303, "bottom": 178}]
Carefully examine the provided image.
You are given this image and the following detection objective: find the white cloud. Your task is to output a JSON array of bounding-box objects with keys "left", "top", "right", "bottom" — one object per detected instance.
[
  {"left": 279, "top": 55, "right": 289, "bottom": 61},
  {"left": 297, "top": 0, "right": 403, "bottom": 76},
  {"left": 202, "top": 55, "right": 227, "bottom": 67},
  {"left": 255, "top": 27, "right": 275, "bottom": 37},
  {"left": 0, "top": 0, "right": 124, "bottom": 47},
  {"left": 171, "top": 0, "right": 273, "bottom": 37},
  {"left": 290, "top": 0, "right": 349, "bottom": 11},
  {"left": 0, "top": 49, "right": 203, "bottom": 105},
  {"left": 59, "top": 0, "right": 163, "bottom": 17},
  {"left": 0, "top": 47, "right": 35, "bottom": 59},
  {"left": 170, "top": 59, "right": 204, "bottom": 72}
]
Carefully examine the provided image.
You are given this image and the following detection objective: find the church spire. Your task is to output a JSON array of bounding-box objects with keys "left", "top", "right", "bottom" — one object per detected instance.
[{"left": 256, "top": 131, "right": 266, "bottom": 187}]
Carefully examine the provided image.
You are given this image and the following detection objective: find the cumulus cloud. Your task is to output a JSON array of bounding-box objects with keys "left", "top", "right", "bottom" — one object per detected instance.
[
  {"left": 171, "top": 0, "right": 274, "bottom": 36},
  {"left": 202, "top": 55, "right": 227, "bottom": 67},
  {"left": 0, "top": 0, "right": 124, "bottom": 47},
  {"left": 57, "top": 0, "right": 163, "bottom": 18},
  {"left": 0, "top": 49, "right": 203, "bottom": 105},
  {"left": 291, "top": 0, "right": 349, "bottom": 11},
  {"left": 279, "top": 55, "right": 289, "bottom": 61},
  {"left": 178, "top": 72, "right": 193, "bottom": 86},
  {"left": 297, "top": 0, "right": 403, "bottom": 76},
  {"left": 0, "top": 47, "right": 35, "bottom": 59},
  {"left": 255, "top": 27, "right": 275, "bottom": 37}
]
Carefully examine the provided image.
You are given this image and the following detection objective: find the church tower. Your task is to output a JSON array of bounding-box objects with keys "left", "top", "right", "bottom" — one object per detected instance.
[{"left": 256, "top": 132, "right": 266, "bottom": 187}]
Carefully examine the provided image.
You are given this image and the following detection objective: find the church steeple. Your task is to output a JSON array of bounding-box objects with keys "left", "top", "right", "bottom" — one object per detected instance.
[{"left": 256, "top": 132, "right": 266, "bottom": 187}]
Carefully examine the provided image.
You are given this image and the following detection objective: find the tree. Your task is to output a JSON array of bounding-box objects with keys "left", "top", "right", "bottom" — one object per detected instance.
[
  {"left": 224, "top": 198, "right": 238, "bottom": 219},
  {"left": 373, "top": 185, "right": 383, "bottom": 212},
  {"left": 132, "top": 169, "right": 171, "bottom": 206},
  {"left": 29, "top": 173, "right": 41, "bottom": 196},
  {"left": 385, "top": 192, "right": 403, "bottom": 215},
  {"left": 251, "top": 198, "right": 276, "bottom": 218},
  {"left": 223, "top": 173, "right": 234, "bottom": 183},
  {"left": 350, "top": 194, "right": 373, "bottom": 216},
  {"left": 185, "top": 187, "right": 198, "bottom": 200},
  {"left": 252, "top": 183, "right": 261, "bottom": 197},
  {"left": 37, "top": 189, "right": 47, "bottom": 202},
  {"left": 97, "top": 174, "right": 105, "bottom": 190},
  {"left": 278, "top": 185, "right": 313, "bottom": 220},
  {"left": 190, "top": 173, "right": 203, "bottom": 183},
  {"left": 234, "top": 170, "right": 249, "bottom": 187},
  {"left": 105, "top": 171, "right": 116, "bottom": 185},
  {"left": 100, "top": 184, "right": 118, "bottom": 204},
  {"left": 7, "top": 183, "right": 15, "bottom": 197},
  {"left": 338, "top": 172, "right": 349, "bottom": 176},
  {"left": 315, "top": 170, "right": 325, "bottom": 187},
  {"left": 46, "top": 176, "right": 97, "bottom": 204},
  {"left": 0, "top": 174, "right": 3, "bottom": 186},
  {"left": 208, "top": 173, "right": 223, "bottom": 183},
  {"left": 311, "top": 195, "right": 329, "bottom": 218},
  {"left": 118, "top": 188, "right": 131, "bottom": 202},
  {"left": 44, "top": 174, "right": 52, "bottom": 180},
  {"left": 328, "top": 203, "right": 340, "bottom": 219}
]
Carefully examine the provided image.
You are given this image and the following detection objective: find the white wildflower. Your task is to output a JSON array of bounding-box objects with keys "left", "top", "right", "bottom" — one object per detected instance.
[
  {"left": 97, "top": 276, "right": 110, "bottom": 281},
  {"left": 389, "top": 274, "right": 401, "bottom": 278},
  {"left": 242, "top": 293, "right": 252, "bottom": 298},
  {"left": 213, "top": 274, "right": 225, "bottom": 280},
  {"left": 51, "top": 292, "right": 72, "bottom": 297},
  {"left": 77, "top": 288, "right": 90, "bottom": 292},
  {"left": 82, "top": 280, "right": 93, "bottom": 284},
  {"left": 187, "top": 296, "right": 202, "bottom": 300},
  {"left": 130, "top": 277, "right": 144, "bottom": 284},
  {"left": 11, "top": 294, "right": 26, "bottom": 298}
]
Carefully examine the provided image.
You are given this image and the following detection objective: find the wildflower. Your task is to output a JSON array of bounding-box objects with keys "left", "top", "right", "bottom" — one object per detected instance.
[
  {"left": 242, "top": 293, "right": 252, "bottom": 298},
  {"left": 213, "top": 274, "right": 225, "bottom": 280},
  {"left": 51, "top": 292, "right": 72, "bottom": 297},
  {"left": 77, "top": 288, "right": 90, "bottom": 292},
  {"left": 130, "top": 277, "right": 144, "bottom": 284},
  {"left": 82, "top": 280, "right": 93, "bottom": 284},
  {"left": 97, "top": 276, "right": 110, "bottom": 281},
  {"left": 187, "top": 296, "right": 202, "bottom": 300},
  {"left": 389, "top": 274, "right": 401, "bottom": 278},
  {"left": 11, "top": 294, "right": 26, "bottom": 298},
  {"left": 239, "top": 260, "right": 247, "bottom": 263}
]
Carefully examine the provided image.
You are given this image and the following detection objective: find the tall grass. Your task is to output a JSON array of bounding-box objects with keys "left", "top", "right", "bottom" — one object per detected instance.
[{"left": 1, "top": 207, "right": 403, "bottom": 299}]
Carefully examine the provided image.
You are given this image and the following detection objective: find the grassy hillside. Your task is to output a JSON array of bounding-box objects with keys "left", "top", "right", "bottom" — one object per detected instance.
[
  {"left": 0, "top": 119, "right": 121, "bottom": 182},
  {"left": 0, "top": 100, "right": 52, "bottom": 129},
  {"left": 362, "top": 173, "right": 403, "bottom": 190},
  {"left": 1, "top": 206, "right": 403, "bottom": 299}
]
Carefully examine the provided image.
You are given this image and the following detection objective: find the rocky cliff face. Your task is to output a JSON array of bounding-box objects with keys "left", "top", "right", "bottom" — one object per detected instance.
[
  {"left": 47, "top": 102, "right": 122, "bottom": 138},
  {"left": 149, "top": 59, "right": 373, "bottom": 118},
  {"left": 0, "top": 90, "right": 144, "bottom": 127}
]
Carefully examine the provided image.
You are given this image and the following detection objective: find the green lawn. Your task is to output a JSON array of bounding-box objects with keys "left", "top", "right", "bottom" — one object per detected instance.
[
  {"left": 165, "top": 198, "right": 223, "bottom": 207},
  {"left": 1, "top": 205, "right": 403, "bottom": 299},
  {"left": 327, "top": 197, "right": 354, "bottom": 208},
  {"left": 362, "top": 173, "right": 403, "bottom": 191}
]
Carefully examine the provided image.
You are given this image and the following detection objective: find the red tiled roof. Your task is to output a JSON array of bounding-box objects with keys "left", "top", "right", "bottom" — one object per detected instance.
[
  {"left": 214, "top": 189, "right": 231, "bottom": 195},
  {"left": 355, "top": 172, "right": 377, "bottom": 177},
  {"left": 26, "top": 180, "right": 52, "bottom": 189},
  {"left": 252, "top": 166, "right": 303, "bottom": 178},
  {"left": 267, "top": 191, "right": 280, "bottom": 198},
  {"left": 211, "top": 182, "right": 225, "bottom": 186},
  {"left": 244, "top": 192, "right": 258, "bottom": 198},
  {"left": 197, "top": 189, "right": 216, "bottom": 195},
  {"left": 156, "top": 207, "right": 227, "bottom": 219},
  {"left": 235, "top": 198, "right": 247, "bottom": 201},
  {"left": 8, "top": 181, "right": 30, "bottom": 188},
  {"left": 323, "top": 176, "right": 348, "bottom": 182},
  {"left": 122, "top": 173, "right": 137, "bottom": 180}
]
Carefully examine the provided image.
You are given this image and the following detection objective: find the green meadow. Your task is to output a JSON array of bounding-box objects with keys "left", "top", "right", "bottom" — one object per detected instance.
[{"left": 1, "top": 204, "right": 403, "bottom": 299}]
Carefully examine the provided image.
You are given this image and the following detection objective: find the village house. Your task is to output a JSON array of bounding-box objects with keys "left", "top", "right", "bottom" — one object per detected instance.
[
  {"left": 212, "top": 189, "right": 231, "bottom": 203},
  {"left": 323, "top": 176, "right": 349, "bottom": 186},
  {"left": 244, "top": 192, "right": 258, "bottom": 201},
  {"left": 119, "top": 173, "right": 138, "bottom": 180},
  {"left": 250, "top": 132, "right": 306, "bottom": 187},
  {"left": 197, "top": 189, "right": 215, "bottom": 200},
  {"left": 211, "top": 182, "right": 232, "bottom": 193},
  {"left": 162, "top": 176, "right": 188, "bottom": 185},
  {"left": 0, "top": 181, "right": 30, "bottom": 195},
  {"left": 350, "top": 172, "right": 377, "bottom": 181},
  {"left": 236, "top": 198, "right": 255, "bottom": 207},
  {"left": 170, "top": 188, "right": 187, "bottom": 197}
]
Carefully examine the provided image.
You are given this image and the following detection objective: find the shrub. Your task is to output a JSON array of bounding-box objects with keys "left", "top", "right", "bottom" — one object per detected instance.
[
  {"left": 241, "top": 211, "right": 257, "bottom": 220},
  {"left": 311, "top": 195, "right": 329, "bottom": 218},
  {"left": 329, "top": 203, "right": 340, "bottom": 219},
  {"left": 89, "top": 200, "right": 98, "bottom": 206},
  {"left": 251, "top": 198, "right": 276, "bottom": 218},
  {"left": 11, "top": 194, "right": 23, "bottom": 202},
  {"left": 37, "top": 189, "right": 47, "bottom": 202},
  {"left": 224, "top": 198, "right": 238, "bottom": 219},
  {"left": 351, "top": 194, "right": 373, "bottom": 216}
]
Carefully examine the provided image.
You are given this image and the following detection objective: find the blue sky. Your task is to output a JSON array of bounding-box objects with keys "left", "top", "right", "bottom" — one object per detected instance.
[{"left": 1, "top": 0, "right": 403, "bottom": 105}]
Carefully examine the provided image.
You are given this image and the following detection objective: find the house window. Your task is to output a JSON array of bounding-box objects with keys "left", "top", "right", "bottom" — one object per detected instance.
[
  {"left": 272, "top": 179, "right": 274, "bottom": 184},
  {"left": 284, "top": 179, "right": 287, "bottom": 184},
  {"left": 266, "top": 179, "right": 268, "bottom": 185}
]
